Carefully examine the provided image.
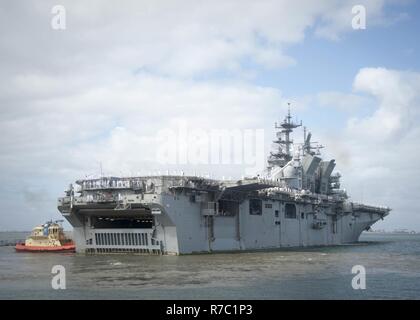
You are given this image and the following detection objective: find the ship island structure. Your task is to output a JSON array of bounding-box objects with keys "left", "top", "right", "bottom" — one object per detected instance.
[{"left": 58, "top": 110, "right": 390, "bottom": 255}]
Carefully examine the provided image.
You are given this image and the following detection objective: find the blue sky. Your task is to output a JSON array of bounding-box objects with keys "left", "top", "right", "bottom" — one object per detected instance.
[{"left": 0, "top": 0, "right": 420, "bottom": 231}]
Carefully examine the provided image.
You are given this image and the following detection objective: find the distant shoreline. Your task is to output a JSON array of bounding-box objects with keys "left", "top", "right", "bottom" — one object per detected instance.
[
  {"left": 363, "top": 231, "right": 419, "bottom": 235},
  {"left": 0, "top": 230, "right": 72, "bottom": 233},
  {"left": 0, "top": 230, "right": 417, "bottom": 234}
]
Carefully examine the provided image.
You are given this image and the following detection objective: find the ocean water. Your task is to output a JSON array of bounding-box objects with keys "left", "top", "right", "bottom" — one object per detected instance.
[{"left": 0, "top": 232, "right": 419, "bottom": 299}]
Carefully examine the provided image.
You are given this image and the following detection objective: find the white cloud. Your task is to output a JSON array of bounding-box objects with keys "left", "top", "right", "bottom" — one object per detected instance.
[
  {"left": 313, "top": 0, "right": 387, "bottom": 40},
  {"left": 253, "top": 47, "right": 296, "bottom": 69},
  {"left": 321, "top": 68, "right": 420, "bottom": 231},
  {"left": 350, "top": 67, "right": 420, "bottom": 140},
  {"left": 0, "top": 0, "right": 390, "bottom": 82},
  {"left": 316, "top": 91, "right": 373, "bottom": 112},
  {"left": 0, "top": 0, "right": 415, "bottom": 231}
]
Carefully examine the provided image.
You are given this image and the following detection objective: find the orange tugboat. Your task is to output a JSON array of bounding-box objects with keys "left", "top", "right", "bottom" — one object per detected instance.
[{"left": 15, "top": 220, "right": 75, "bottom": 252}]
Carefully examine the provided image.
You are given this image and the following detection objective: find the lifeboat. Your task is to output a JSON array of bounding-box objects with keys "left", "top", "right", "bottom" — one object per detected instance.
[{"left": 15, "top": 220, "right": 75, "bottom": 253}]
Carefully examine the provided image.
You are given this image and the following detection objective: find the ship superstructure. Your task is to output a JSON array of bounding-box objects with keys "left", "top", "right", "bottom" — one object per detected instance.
[{"left": 58, "top": 110, "right": 390, "bottom": 255}]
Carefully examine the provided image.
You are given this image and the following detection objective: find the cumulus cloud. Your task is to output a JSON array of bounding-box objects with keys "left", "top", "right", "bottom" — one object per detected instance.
[
  {"left": 349, "top": 67, "right": 420, "bottom": 140},
  {"left": 316, "top": 91, "right": 373, "bottom": 112},
  {"left": 0, "top": 0, "right": 413, "bottom": 230},
  {"left": 314, "top": 0, "right": 385, "bottom": 40},
  {"left": 0, "top": 0, "right": 391, "bottom": 82},
  {"left": 323, "top": 68, "right": 420, "bottom": 230}
]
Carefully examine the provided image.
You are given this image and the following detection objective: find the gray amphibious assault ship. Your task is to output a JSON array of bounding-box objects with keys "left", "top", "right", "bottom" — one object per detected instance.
[{"left": 58, "top": 110, "right": 390, "bottom": 255}]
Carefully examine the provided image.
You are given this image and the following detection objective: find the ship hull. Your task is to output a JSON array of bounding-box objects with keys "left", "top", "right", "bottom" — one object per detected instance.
[
  {"left": 15, "top": 243, "right": 75, "bottom": 252},
  {"left": 58, "top": 179, "right": 388, "bottom": 255}
]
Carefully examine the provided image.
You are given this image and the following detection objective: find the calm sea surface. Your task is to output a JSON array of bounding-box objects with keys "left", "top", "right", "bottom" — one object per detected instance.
[{"left": 0, "top": 232, "right": 419, "bottom": 299}]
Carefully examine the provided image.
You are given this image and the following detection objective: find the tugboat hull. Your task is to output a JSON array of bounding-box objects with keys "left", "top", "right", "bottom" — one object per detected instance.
[{"left": 15, "top": 243, "right": 75, "bottom": 252}]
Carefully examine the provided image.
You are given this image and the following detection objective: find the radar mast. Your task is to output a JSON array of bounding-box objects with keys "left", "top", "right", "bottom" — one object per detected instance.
[{"left": 267, "top": 103, "right": 302, "bottom": 169}]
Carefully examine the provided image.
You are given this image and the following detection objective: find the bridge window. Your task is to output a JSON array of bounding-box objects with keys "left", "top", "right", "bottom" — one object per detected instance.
[
  {"left": 92, "top": 217, "right": 153, "bottom": 229},
  {"left": 285, "top": 203, "right": 297, "bottom": 219},
  {"left": 218, "top": 200, "right": 239, "bottom": 216},
  {"left": 249, "top": 199, "right": 262, "bottom": 215}
]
